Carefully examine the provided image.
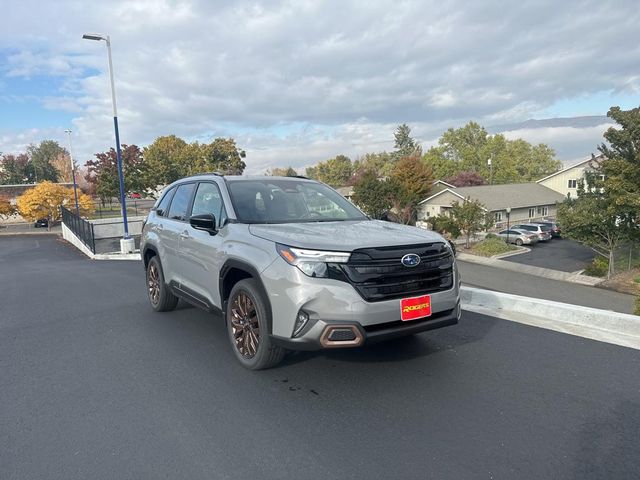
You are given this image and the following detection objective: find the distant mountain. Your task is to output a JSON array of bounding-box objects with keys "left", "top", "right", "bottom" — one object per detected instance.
[{"left": 489, "top": 115, "right": 614, "bottom": 133}]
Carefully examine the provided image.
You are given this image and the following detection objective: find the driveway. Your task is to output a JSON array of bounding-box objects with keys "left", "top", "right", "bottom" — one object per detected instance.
[
  {"left": 503, "top": 238, "right": 595, "bottom": 272},
  {"left": 1, "top": 235, "right": 639, "bottom": 480}
]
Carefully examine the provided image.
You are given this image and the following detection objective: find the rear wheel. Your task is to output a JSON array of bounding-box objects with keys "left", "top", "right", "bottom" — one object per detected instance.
[
  {"left": 146, "top": 256, "right": 178, "bottom": 312},
  {"left": 226, "top": 279, "right": 285, "bottom": 370}
]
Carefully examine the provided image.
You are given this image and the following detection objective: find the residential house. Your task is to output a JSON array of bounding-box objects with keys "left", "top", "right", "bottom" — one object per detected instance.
[
  {"left": 536, "top": 154, "right": 603, "bottom": 198},
  {"left": 417, "top": 183, "right": 566, "bottom": 229}
]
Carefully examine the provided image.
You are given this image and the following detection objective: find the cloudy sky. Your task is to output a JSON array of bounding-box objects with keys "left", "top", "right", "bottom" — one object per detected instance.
[{"left": 1, "top": 0, "right": 638, "bottom": 174}]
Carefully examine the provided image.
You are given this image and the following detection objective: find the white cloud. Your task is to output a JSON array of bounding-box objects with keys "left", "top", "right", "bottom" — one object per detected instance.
[{"left": 0, "top": 0, "right": 638, "bottom": 171}]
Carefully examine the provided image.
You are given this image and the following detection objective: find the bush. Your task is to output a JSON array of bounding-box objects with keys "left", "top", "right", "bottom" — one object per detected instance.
[
  {"left": 485, "top": 233, "right": 498, "bottom": 239},
  {"left": 583, "top": 257, "right": 609, "bottom": 277},
  {"left": 472, "top": 237, "right": 517, "bottom": 257}
]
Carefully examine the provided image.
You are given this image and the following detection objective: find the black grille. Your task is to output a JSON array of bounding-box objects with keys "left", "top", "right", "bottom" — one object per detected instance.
[
  {"left": 331, "top": 243, "right": 454, "bottom": 302},
  {"left": 328, "top": 329, "right": 357, "bottom": 341}
]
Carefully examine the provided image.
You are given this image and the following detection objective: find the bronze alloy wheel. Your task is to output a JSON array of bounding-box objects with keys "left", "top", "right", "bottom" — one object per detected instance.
[
  {"left": 148, "top": 262, "right": 160, "bottom": 306},
  {"left": 230, "top": 290, "right": 260, "bottom": 359}
]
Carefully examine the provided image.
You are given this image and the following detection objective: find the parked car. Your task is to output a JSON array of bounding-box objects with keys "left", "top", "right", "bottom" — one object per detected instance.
[
  {"left": 129, "top": 192, "right": 142, "bottom": 199},
  {"left": 34, "top": 219, "right": 48, "bottom": 228},
  {"left": 496, "top": 229, "right": 539, "bottom": 246},
  {"left": 536, "top": 221, "right": 561, "bottom": 238},
  {"left": 511, "top": 223, "right": 553, "bottom": 242},
  {"left": 141, "top": 174, "right": 461, "bottom": 369}
]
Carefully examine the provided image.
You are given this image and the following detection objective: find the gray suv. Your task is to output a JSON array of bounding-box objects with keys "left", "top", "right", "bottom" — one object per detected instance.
[{"left": 141, "top": 174, "right": 461, "bottom": 369}]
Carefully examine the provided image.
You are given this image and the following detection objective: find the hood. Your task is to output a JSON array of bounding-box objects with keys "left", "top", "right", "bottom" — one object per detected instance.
[{"left": 249, "top": 220, "right": 445, "bottom": 251}]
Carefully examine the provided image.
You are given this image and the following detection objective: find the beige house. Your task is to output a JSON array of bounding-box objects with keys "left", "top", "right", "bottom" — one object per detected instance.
[
  {"left": 417, "top": 183, "right": 566, "bottom": 229},
  {"left": 536, "top": 154, "right": 603, "bottom": 198}
]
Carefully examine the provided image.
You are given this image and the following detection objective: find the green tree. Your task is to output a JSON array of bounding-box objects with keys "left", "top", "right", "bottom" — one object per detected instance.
[
  {"left": 85, "top": 145, "right": 145, "bottom": 203},
  {"left": 423, "top": 122, "right": 560, "bottom": 183},
  {"left": 27, "top": 140, "right": 66, "bottom": 182},
  {"left": 351, "top": 152, "right": 394, "bottom": 180},
  {"left": 393, "top": 124, "right": 421, "bottom": 158},
  {"left": 447, "top": 198, "right": 489, "bottom": 248},
  {"left": 266, "top": 166, "right": 298, "bottom": 176},
  {"left": 390, "top": 154, "right": 434, "bottom": 206},
  {"left": 558, "top": 105, "right": 640, "bottom": 278},
  {"left": 196, "top": 138, "right": 246, "bottom": 175},
  {"left": 352, "top": 170, "right": 394, "bottom": 219},
  {"left": 598, "top": 106, "right": 640, "bottom": 217},
  {"left": 141, "top": 135, "right": 190, "bottom": 189},
  {"left": 311, "top": 155, "right": 353, "bottom": 187},
  {"left": 557, "top": 193, "right": 629, "bottom": 278},
  {"left": 0, "top": 153, "right": 30, "bottom": 184}
]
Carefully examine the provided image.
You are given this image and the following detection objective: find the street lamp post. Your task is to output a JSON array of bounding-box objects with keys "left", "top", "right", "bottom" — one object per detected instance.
[
  {"left": 506, "top": 207, "right": 511, "bottom": 244},
  {"left": 488, "top": 157, "right": 493, "bottom": 185},
  {"left": 83, "top": 33, "right": 133, "bottom": 252},
  {"left": 64, "top": 129, "right": 80, "bottom": 215}
]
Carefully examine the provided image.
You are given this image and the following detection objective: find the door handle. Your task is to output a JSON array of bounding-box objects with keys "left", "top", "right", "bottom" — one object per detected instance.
[{"left": 180, "top": 231, "right": 190, "bottom": 239}]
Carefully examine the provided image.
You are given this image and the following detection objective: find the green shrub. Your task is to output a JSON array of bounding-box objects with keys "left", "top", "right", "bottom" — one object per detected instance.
[
  {"left": 583, "top": 257, "right": 609, "bottom": 277},
  {"left": 472, "top": 237, "right": 516, "bottom": 257},
  {"left": 485, "top": 233, "right": 498, "bottom": 239},
  {"left": 634, "top": 276, "right": 640, "bottom": 284}
]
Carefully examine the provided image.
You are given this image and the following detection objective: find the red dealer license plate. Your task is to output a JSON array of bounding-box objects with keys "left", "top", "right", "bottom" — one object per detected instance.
[{"left": 401, "top": 294, "right": 432, "bottom": 321}]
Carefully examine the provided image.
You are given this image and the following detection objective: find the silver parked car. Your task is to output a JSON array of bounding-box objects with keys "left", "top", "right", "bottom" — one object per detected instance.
[
  {"left": 496, "top": 229, "right": 539, "bottom": 246},
  {"left": 511, "top": 223, "right": 553, "bottom": 242},
  {"left": 141, "top": 174, "right": 461, "bottom": 369}
]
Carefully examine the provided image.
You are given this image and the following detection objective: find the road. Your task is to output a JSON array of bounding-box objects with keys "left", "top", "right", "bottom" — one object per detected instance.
[
  {"left": 458, "top": 260, "right": 636, "bottom": 314},
  {"left": 2, "top": 235, "right": 640, "bottom": 480},
  {"left": 503, "top": 238, "right": 595, "bottom": 272}
]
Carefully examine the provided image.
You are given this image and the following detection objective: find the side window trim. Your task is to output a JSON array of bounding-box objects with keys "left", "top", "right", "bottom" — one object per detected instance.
[
  {"left": 166, "top": 182, "right": 197, "bottom": 223},
  {"left": 190, "top": 181, "right": 229, "bottom": 229},
  {"left": 155, "top": 187, "right": 176, "bottom": 217}
]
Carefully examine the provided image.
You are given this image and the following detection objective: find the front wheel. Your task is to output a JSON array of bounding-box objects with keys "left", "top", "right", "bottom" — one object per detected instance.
[
  {"left": 146, "top": 256, "right": 178, "bottom": 312},
  {"left": 515, "top": 238, "right": 523, "bottom": 246},
  {"left": 226, "top": 279, "right": 285, "bottom": 370}
]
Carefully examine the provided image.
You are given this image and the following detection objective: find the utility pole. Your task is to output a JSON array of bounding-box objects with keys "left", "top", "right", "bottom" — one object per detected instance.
[{"left": 64, "top": 129, "right": 80, "bottom": 215}]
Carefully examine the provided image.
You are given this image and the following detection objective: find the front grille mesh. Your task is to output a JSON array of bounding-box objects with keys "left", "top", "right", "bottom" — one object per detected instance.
[{"left": 332, "top": 242, "right": 454, "bottom": 302}]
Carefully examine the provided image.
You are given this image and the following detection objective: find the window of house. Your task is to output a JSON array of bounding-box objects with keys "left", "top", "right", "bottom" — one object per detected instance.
[
  {"left": 494, "top": 212, "right": 502, "bottom": 222},
  {"left": 528, "top": 208, "right": 535, "bottom": 218},
  {"left": 537, "top": 206, "right": 548, "bottom": 216},
  {"left": 568, "top": 179, "right": 577, "bottom": 188}
]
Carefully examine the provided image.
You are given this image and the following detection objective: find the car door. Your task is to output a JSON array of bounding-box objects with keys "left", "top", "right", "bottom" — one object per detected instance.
[
  {"left": 178, "top": 181, "right": 228, "bottom": 310},
  {"left": 162, "top": 182, "right": 196, "bottom": 287}
]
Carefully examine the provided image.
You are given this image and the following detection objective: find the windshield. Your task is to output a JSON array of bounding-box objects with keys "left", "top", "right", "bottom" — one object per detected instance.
[{"left": 226, "top": 179, "right": 367, "bottom": 223}]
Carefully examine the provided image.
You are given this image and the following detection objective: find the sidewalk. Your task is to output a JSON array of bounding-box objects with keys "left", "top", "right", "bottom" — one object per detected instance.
[
  {"left": 457, "top": 251, "right": 601, "bottom": 286},
  {"left": 457, "top": 260, "right": 636, "bottom": 314}
]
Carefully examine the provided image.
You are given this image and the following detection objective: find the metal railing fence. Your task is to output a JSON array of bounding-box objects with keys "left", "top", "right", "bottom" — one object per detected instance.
[{"left": 61, "top": 206, "right": 96, "bottom": 253}]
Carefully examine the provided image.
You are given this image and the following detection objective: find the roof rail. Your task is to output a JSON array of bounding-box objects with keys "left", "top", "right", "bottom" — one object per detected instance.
[{"left": 191, "top": 171, "right": 224, "bottom": 177}]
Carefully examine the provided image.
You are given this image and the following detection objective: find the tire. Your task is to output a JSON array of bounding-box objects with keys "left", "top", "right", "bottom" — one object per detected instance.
[
  {"left": 226, "top": 279, "right": 285, "bottom": 370},
  {"left": 515, "top": 238, "right": 523, "bottom": 246},
  {"left": 146, "top": 256, "right": 178, "bottom": 312}
]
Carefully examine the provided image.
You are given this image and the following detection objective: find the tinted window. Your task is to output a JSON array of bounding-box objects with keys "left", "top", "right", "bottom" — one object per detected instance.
[
  {"left": 227, "top": 179, "right": 366, "bottom": 224},
  {"left": 191, "top": 182, "right": 227, "bottom": 227},
  {"left": 167, "top": 183, "right": 195, "bottom": 221},
  {"left": 155, "top": 187, "right": 175, "bottom": 217}
]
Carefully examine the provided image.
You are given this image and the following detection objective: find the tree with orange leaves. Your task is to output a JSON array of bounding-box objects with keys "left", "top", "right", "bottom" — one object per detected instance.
[{"left": 16, "top": 181, "right": 94, "bottom": 230}]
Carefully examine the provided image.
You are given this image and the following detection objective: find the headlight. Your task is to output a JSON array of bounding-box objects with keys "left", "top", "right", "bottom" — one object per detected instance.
[{"left": 276, "top": 243, "right": 350, "bottom": 278}]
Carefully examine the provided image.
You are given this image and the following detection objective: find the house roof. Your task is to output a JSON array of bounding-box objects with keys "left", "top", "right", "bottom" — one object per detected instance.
[
  {"left": 536, "top": 154, "right": 604, "bottom": 183},
  {"left": 420, "top": 183, "right": 566, "bottom": 211}
]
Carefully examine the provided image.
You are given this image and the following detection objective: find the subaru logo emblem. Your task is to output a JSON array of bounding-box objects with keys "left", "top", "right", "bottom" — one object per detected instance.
[{"left": 401, "top": 253, "right": 421, "bottom": 267}]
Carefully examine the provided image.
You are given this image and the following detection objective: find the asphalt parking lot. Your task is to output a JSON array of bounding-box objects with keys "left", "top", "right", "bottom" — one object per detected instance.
[
  {"left": 2, "top": 235, "right": 639, "bottom": 480},
  {"left": 503, "top": 237, "right": 595, "bottom": 272}
]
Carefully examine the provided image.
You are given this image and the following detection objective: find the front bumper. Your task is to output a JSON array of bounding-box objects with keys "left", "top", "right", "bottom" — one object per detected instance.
[{"left": 261, "top": 256, "right": 461, "bottom": 351}]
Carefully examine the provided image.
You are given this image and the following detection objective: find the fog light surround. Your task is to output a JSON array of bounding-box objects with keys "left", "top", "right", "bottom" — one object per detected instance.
[{"left": 292, "top": 310, "right": 309, "bottom": 337}]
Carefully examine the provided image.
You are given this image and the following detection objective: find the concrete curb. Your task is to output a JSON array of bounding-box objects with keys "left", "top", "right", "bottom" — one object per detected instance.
[
  {"left": 491, "top": 246, "right": 530, "bottom": 259},
  {"left": 457, "top": 252, "right": 602, "bottom": 286},
  {"left": 94, "top": 252, "right": 142, "bottom": 261},
  {"left": 461, "top": 285, "right": 640, "bottom": 349}
]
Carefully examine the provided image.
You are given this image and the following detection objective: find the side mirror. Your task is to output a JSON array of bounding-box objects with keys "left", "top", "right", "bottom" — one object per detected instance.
[{"left": 190, "top": 213, "right": 217, "bottom": 235}]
